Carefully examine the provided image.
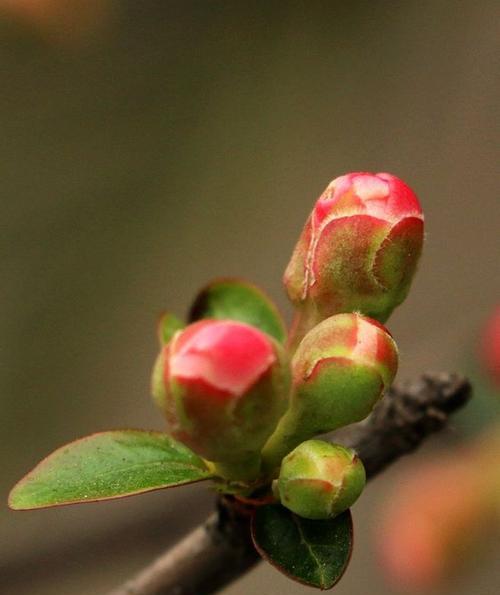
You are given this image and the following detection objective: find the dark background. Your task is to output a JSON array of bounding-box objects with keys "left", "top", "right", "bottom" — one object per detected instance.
[{"left": 2, "top": 2, "right": 499, "bottom": 594}]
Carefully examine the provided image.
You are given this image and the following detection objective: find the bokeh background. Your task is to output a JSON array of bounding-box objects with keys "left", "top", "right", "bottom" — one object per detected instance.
[{"left": 2, "top": 1, "right": 499, "bottom": 594}]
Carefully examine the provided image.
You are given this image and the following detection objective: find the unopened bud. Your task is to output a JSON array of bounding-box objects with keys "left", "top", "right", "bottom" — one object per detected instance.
[
  {"left": 480, "top": 304, "right": 500, "bottom": 388},
  {"left": 152, "top": 319, "right": 290, "bottom": 480},
  {"left": 262, "top": 313, "right": 397, "bottom": 470},
  {"left": 285, "top": 172, "right": 423, "bottom": 342},
  {"left": 274, "top": 440, "right": 365, "bottom": 519}
]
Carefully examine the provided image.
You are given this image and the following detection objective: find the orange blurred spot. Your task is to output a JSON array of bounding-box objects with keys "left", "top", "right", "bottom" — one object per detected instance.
[
  {"left": 377, "top": 449, "right": 499, "bottom": 589},
  {"left": 0, "top": 0, "right": 113, "bottom": 45}
]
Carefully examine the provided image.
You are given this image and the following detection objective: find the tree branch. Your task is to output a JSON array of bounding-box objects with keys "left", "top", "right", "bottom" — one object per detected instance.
[
  {"left": 107, "top": 372, "right": 471, "bottom": 595},
  {"left": 335, "top": 371, "right": 471, "bottom": 478}
]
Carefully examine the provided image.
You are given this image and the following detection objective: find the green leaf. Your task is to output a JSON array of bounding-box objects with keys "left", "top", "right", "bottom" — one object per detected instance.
[
  {"left": 157, "top": 312, "right": 184, "bottom": 345},
  {"left": 9, "top": 430, "right": 213, "bottom": 510},
  {"left": 251, "top": 504, "right": 353, "bottom": 589},
  {"left": 189, "top": 278, "right": 286, "bottom": 343}
]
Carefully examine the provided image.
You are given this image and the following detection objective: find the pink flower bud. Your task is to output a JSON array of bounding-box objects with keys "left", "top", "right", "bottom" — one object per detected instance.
[
  {"left": 284, "top": 172, "right": 424, "bottom": 335},
  {"left": 480, "top": 304, "right": 500, "bottom": 388},
  {"left": 153, "top": 320, "right": 290, "bottom": 477}
]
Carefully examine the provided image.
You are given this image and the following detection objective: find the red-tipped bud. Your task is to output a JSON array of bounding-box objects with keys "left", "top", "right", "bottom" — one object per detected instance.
[
  {"left": 262, "top": 313, "right": 398, "bottom": 470},
  {"left": 152, "top": 320, "right": 290, "bottom": 478},
  {"left": 480, "top": 304, "right": 500, "bottom": 388},
  {"left": 285, "top": 172, "right": 424, "bottom": 335}
]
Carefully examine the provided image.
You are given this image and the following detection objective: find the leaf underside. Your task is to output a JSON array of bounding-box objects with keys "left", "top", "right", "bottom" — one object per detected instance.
[
  {"left": 251, "top": 504, "right": 353, "bottom": 590},
  {"left": 189, "top": 278, "right": 286, "bottom": 343},
  {"left": 9, "top": 430, "right": 212, "bottom": 510}
]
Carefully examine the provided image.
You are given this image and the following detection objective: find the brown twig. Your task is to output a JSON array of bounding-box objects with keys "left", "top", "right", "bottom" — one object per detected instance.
[
  {"left": 107, "top": 372, "right": 471, "bottom": 595},
  {"left": 336, "top": 371, "right": 471, "bottom": 478}
]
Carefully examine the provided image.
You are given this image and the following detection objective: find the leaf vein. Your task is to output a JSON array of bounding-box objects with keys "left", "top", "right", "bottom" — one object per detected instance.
[
  {"left": 291, "top": 514, "right": 326, "bottom": 587},
  {"left": 44, "top": 460, "right": 207, "bottom": 483}
]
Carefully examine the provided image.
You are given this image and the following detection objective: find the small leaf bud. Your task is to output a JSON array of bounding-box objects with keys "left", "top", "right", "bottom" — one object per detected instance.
[{"left": 275, "top": 440, "right": 366, "bottom": 520}]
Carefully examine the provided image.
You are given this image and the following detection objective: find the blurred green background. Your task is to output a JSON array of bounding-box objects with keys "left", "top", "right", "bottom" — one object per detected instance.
[{"left": 2, "top": 1, "right": 499, "bottom": 594}]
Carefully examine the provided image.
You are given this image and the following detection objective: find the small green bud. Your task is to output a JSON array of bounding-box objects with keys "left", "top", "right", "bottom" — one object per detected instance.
[{"left": 275, "top": 440, "right": 366, "bottom": 519}]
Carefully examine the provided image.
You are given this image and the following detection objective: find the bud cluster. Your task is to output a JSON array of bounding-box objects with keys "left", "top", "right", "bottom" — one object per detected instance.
[{"left": 151, "top": 172, "right": 423, "bottom": 519}]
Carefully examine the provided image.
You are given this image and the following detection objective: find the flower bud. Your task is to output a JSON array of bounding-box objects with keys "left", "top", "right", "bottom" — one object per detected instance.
[
  {"left": 152, "top": 319, "right": 290, "bottom": 479},
  {"left": 262, "top": 313, "right": 397, "bottom": 470},
  {"left": 480, "top": 304, "right": 500, "bottom": 388},
  {"left": 274, "top": 440, "right": 365, "bottom": 520},
  {"left": 284, "top": 172, "right": 424, "bottom": 341}
]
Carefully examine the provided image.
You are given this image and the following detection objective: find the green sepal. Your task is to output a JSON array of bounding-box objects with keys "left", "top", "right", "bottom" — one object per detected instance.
[
  {"left": 9, "top": 430, "right": 213, "bottom": 510},
  {"left": 189, "top": 278, "right": 286, "bottom": 343},
  {"left": 157, "top": 312, "right": 184, "bottom": 345},
  {"left": 251, "top": 503, "right": 353, "bottom": 589}
]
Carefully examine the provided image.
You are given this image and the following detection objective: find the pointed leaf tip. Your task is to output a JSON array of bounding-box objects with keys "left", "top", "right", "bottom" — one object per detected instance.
[
  {"left": 157, "top": 312, "right": 184, "bottom": 345},
  {"left": 251, "top": 504, "right": 353, "bottom": 589},
  {"left": 189, "top": 278, "right": 286, "bottom": 343},
  {"left": 9, "top": 430, "right": 212, "bottom": 510}
]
